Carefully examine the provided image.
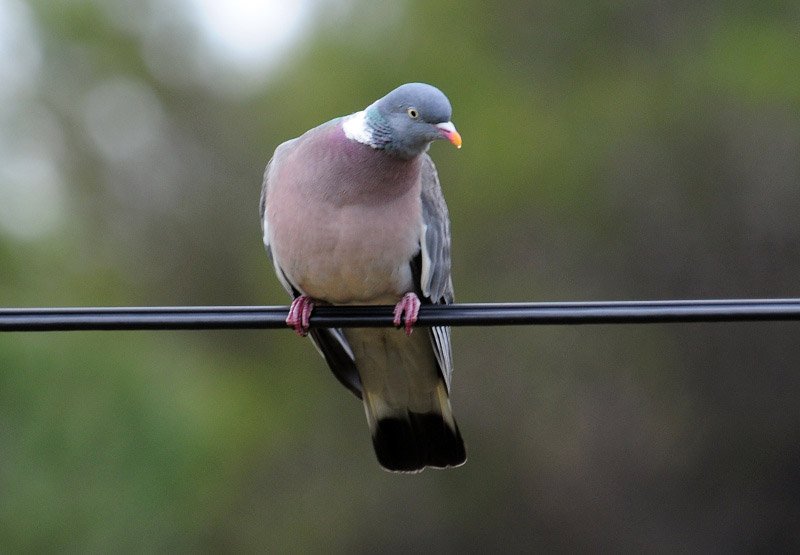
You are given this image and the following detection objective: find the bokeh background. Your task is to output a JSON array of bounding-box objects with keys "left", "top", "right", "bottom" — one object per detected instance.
[{"left": 2, "top": 0, "right": 800, "bottom": 551}]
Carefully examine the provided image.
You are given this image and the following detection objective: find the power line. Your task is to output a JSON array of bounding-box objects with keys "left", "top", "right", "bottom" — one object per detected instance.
[{"left": 2, "top": 299, "right": 800, "bottom": 332}]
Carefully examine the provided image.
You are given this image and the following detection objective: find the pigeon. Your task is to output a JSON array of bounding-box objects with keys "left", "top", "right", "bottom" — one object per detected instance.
[{"left": 259, "top": 83, "right": 465, "bottom": 472}]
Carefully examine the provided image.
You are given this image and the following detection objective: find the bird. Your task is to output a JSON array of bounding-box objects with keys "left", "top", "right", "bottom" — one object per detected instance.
[{"left": 259, "top": 82, "right": 465, "bottom": 472}]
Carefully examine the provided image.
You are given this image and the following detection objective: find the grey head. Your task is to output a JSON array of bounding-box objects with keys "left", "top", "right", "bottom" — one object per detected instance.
[{"left": 365, "top": 83, "right": 462, "bottom": 159}]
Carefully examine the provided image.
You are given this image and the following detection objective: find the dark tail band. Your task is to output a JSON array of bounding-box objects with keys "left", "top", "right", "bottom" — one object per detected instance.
[{"left": 372, "top": 412, "right": 466, "bottom": 473}]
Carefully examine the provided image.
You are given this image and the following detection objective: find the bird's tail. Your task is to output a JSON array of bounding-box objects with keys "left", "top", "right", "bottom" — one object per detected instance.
[{"left": 363, "top": 382, "right": 466, "bottom": 473}]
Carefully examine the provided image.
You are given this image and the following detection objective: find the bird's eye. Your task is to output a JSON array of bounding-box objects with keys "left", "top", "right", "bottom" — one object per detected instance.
[{"left": 407, "top": 107, "right": 419, "bottom": 119}]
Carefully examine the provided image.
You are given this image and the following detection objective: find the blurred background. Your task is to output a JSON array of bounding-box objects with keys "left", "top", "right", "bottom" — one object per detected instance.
[{"left": 2, "top": 0, "right": 800, "bottom": 551}]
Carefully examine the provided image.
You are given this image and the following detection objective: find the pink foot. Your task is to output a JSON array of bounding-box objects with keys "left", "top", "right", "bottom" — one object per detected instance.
[
  {"left": 393, "top": 292, "right": 421, "bottom": 336},
  {"left": 286, "top": 295, "right": 314, "bottom": 337}
]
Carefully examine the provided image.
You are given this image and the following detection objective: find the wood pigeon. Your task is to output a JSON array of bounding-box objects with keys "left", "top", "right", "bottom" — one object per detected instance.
[{"left": 260, "top": 83, "right": 466, "bottom": 472}]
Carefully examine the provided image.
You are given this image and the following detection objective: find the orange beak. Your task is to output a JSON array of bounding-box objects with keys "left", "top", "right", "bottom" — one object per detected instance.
[{"left": 436, "top": 121, "right": 462, "bottom": 149}]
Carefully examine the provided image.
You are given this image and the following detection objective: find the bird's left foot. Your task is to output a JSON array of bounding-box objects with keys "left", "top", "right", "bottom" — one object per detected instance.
[
  {"left": 393, "top": 292, "right": 421, "bottom": 335},
  {"left": 286, "top": 295, "right": 315, "bottom": 337}
]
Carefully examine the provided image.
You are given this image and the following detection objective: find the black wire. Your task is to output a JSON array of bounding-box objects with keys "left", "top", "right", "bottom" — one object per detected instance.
[{"left": 2, "top": 299, "right": 800, "bottom": 331}]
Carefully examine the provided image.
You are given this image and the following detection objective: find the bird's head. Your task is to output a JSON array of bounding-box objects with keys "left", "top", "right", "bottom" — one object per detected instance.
[{"left": 361, "top": 83, "right": 462, "bottom": 159}]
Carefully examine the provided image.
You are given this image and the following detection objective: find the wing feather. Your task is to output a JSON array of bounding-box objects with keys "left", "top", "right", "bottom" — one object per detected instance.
[{"left": 416, "top": 154, "right": 455, "bottom": 390}]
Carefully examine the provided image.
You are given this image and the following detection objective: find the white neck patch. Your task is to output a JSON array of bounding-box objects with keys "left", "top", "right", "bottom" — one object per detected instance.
[{"left": 342, "top": 109, "right": 375, "bottom": 146}]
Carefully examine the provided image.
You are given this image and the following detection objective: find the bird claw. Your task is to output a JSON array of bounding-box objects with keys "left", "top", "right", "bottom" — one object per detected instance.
[
  {"left": 393, "top": 292, "right": 421, "bottom": 335},
  {"left": 287, "top": 296, "right": 314, "bottom": 336}
]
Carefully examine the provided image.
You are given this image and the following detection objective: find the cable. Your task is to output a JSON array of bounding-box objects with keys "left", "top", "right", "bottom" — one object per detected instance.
[{"left": 2, "top": 299, "right": 800, "bottom": 331}]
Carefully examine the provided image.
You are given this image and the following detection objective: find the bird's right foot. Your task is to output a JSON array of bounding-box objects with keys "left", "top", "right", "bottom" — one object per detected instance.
[{"left": 286, "top": 295, "right": 314, "bottom": 336}]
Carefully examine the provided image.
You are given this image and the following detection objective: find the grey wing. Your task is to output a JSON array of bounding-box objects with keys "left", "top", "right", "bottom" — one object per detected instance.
[
  {"left": 417, "top": 154, "right": 456, "bottom": 390},
  {"left": 260, "top": 140, "right": 363, "bottom": 398},
  {"left": 418, "top": 155, "right": 454, "bottom": 304}
]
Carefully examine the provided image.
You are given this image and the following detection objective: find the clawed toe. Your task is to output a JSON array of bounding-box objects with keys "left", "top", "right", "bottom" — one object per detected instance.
[
  {"left": 393, "top": 292, "right": 421, "bottom": 335},
  {"left": 286, "top": 296, "right": 314, "bottom": 336}
]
